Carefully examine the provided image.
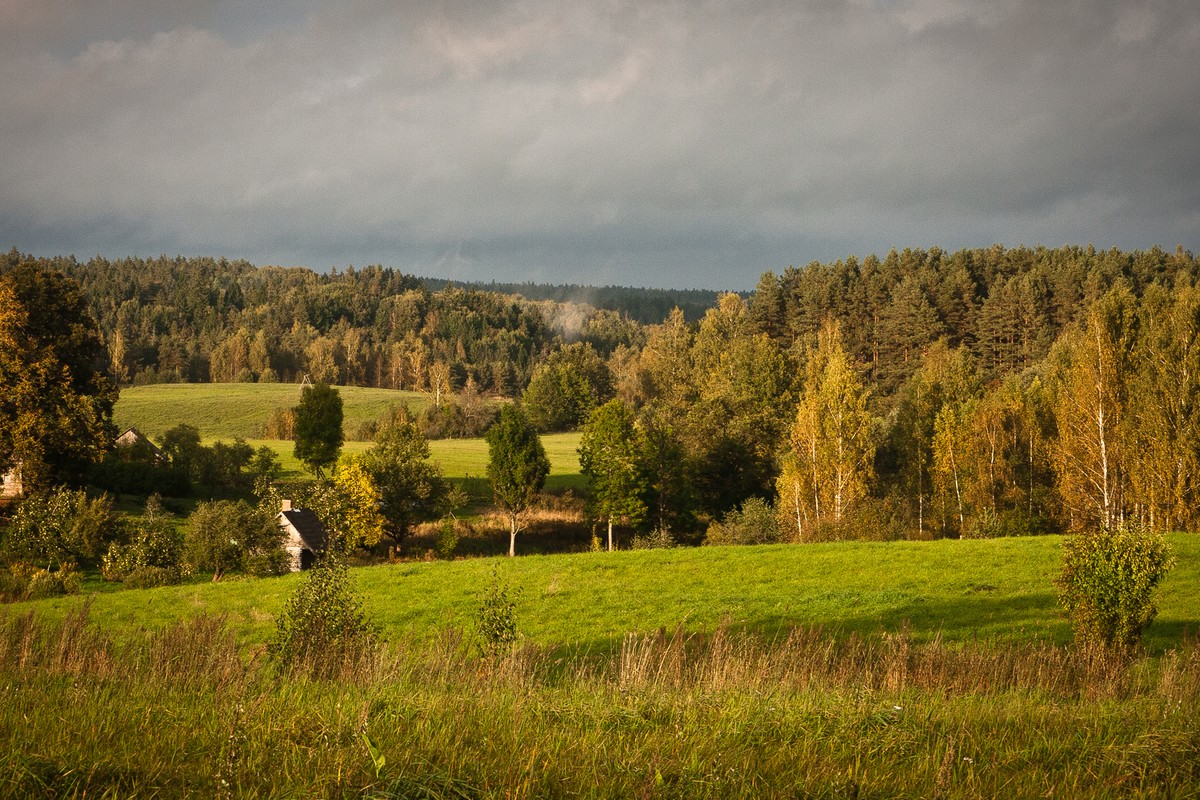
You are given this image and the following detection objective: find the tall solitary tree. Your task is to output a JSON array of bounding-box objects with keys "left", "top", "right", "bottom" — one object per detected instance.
[
  {"left": 486, "top": 405, "right": 550, "bottom": 557},
  {"left": 579, "top": 399, "right": 647, "bottom": 551},
  {"left": 293, "top": 382, "right": 344, "bottom": 477}
]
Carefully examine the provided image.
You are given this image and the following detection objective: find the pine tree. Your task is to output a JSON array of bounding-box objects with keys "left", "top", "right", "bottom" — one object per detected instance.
[{"left": 876, "top": 276, "right": 945, "bottom": 394}]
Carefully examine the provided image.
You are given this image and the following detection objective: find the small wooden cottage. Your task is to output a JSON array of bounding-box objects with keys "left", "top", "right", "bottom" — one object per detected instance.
[
  {"left": 114, "top": 427, "right": 167, "bottom": 463},
  {"left": 276, "top": 500, "right": 329, "bottom": 571}
]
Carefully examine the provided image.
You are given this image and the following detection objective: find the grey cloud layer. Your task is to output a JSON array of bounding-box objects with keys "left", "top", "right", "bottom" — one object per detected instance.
[{"left": 2, "top": 0, "right": 1197, "bottom": 289}]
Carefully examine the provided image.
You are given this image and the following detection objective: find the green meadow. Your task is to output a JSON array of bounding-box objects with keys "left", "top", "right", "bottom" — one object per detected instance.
[
  {"left": 4, "top": 535, "right": 1200, "bottom": 798},
  {"left": 114, "top": 382, "right": 430, "bottom": 440},
  {"left": 19, "top": 534, "right": 1200, "bottom": 654},
  {"left": 14, "top": 383, "right": 1187, "bottom": 796},
  {"left": 114, "top": 383, "right": 584, "bottom": 489}
]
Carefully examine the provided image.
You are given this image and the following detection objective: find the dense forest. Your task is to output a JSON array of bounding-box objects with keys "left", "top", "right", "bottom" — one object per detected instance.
[
  {"left": 5, "top": 243, "right": 1200, "bottom": 541},
  {"left": 2, "top": 249, "right": 645, "bottom": 395},
  {"left": 420, "top": 277, "right": 722, "bottom": 324}
]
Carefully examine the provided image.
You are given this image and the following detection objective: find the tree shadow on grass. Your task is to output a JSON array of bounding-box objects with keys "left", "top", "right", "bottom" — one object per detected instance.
[{"left": 550, "top": 591, "right": 1199, "bottom": 662}]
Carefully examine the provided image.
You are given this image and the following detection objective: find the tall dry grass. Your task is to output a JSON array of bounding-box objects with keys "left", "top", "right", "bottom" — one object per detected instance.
[
  {"left": 1, "top": 606, "right": 1197, "bottom": 798},
  {"left": 613, "top": 621, "right": 1192, "bottom": 701}
]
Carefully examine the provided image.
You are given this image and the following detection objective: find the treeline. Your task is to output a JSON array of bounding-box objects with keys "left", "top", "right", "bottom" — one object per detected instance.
[
  {"left": 585, "top": 243, "right": 1200, "bottom": 540},
  {"left": 420, "top": 277, "right": 722, "bottom": 323},
  {"left": 9, "top": 243, "right": 1200, "bottom": 540},
  {"left": 1, "top": 250, "right": 643, "bottom": 396}
]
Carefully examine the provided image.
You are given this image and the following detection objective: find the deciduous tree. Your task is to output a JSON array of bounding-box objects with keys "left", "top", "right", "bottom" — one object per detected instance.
[
  {"left": 523, "top": 343, "right": 614, "bottom": 432},
  {"left": 357, "top": 406, "right": 456, "bottom": 539},
  {"left": 579, "top": 399, "right": 647, "bottom": 551},
  {"left": 486, "top": 405, "right": 550, "bottom": 557},
  {"left": 186, "top": 499, "right": 284, "bottom": 580},
  {"left": 1053, "top": 286, "right": 1138, "bottom": 530},
  {"left": 0, "top": 265, "right": 117, "bottom": 491},
  {"left": 778, "top": 320, "right": 874, "bottom": 539}
]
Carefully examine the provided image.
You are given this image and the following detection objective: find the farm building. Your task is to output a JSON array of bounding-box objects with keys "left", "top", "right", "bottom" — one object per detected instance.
[
  {"left": 277, "top": 500, "right": 328, "bottom": 571},
  {"left": 114, "top": 427, "right": 167, "bottom": 463}
]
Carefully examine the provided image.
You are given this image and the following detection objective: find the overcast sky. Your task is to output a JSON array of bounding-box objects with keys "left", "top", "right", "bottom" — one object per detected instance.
[{"left": 2, "top": 1, "right": 1197, "bottom": 290}]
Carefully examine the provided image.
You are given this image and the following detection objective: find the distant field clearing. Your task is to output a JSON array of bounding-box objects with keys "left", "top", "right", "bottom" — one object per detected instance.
[
  {"left": 114, "top": 382, "right": 430, "bottom": 440},
  {"left": 114, "top": 382, "right": 582, "bottom": 487}
]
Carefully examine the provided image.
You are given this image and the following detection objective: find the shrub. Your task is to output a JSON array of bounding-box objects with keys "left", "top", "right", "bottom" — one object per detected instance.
[
  {"left": 1056, "top": 522, "right": 1175, "bottom": 653},
  {"left": 475, "top": 567, "right": 520, "bottom": 656},
  {"left": 704, "top": 498, "right": 782, "bottom": 545},
  {"left": 631, "top": 527, "right": 676, "bottom": 550},
  {"left": 2, "top": 489, "right": 117, "bottom": 568},
  {"left": 435, "top": 518, "right": 460, "bottom": 560},
  {"left": 268, "top": 560, "right": 375, "bottom": 678},
  {"left": 964, "top": 506, "right": 1003, "bottom": 539},
  {"left": 833, "top": 497, "right": 909, "bottom": 542},
  {"left": 123, "top": 565, "right": 180, "bottom": 590},
  {"left": 418, "top": 395, "right": 497, "bottom": 439},
  {"left": 101, "top": 495, "right": 187, "bottom": 584},
  {"left": 259, "top": 406, "right": 296, "bottom": 440}
]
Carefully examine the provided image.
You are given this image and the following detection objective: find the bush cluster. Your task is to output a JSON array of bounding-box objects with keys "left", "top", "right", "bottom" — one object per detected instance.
[
  {"left": 101, "top": 496, "right": 189, "bottom": 585},
  {"left": 269, "top": 560, "right": 376, "bottom": 678},
  {"left": 704, "top": 498, "right": 783, "bottom": 546},
  {"left": 1056, "top": 522, "right": 1175, "bottom": 653},
  {"left": 1, "top": 489, "right": 115, "bottom": 568},
  {"left": 0, "top": 562, "right": 81, "bottom": 601}
]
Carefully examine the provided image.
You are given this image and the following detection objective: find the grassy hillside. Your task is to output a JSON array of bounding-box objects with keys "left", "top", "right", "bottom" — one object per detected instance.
[
  {"left": 7, "top": 536, "right": 1199, "bottom": 797},
  {"left": 114, "top": 382, "right": 430, "bottom": 440},
  {"left": 22, "top": 534, "right": 1200, "bottom": 654},
  {"left": 114, "top": 383, "right": 584, "bottom": 488}
]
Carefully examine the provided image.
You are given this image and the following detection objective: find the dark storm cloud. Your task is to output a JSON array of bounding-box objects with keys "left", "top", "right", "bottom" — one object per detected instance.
[{"left": 1, "top": 0, "right": 1197, "bottom": 289}]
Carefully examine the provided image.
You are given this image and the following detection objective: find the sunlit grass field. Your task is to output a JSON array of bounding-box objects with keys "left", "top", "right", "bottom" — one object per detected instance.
[
  {"left": 19, "top": 533, "right": 1200, "bottom": 655},
  {"left": 114, "top": 383, "right": 584, "bottom": 489},
  {"left": 114, "top": 382, "right": 430, "bottom": 440},
  {"left": 6, "top": 535, "right": 1199, "bottom": 796},
  {"left": 16, "top": 380, "right": 1200, "bottom": 797}
]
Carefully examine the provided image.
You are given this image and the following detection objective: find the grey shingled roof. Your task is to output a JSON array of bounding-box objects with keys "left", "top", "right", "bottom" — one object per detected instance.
[{"left": 280, "top": 508, "right": 329, "bottom": 553}]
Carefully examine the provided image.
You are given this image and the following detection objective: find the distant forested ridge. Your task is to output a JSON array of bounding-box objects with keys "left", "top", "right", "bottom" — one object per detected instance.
[
  {"left": 419, "top": 278, "right": 723, "bottom": 324},
  {"left": 749, "top": 244, "right": 1199, "bottom": 390},
  {"left": 0, "top": 250, "right": 642, "bottom": 394}
]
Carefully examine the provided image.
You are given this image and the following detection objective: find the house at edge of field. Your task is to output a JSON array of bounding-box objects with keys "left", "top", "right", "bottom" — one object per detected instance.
[
  {"left": 277, "top": 500, "right": 328, "bottom": 571},
  {"left": 1, "top": 464, "right": 22, "bottom": 500},
  {"left": 114, "top": 427, "right": 167, "bottom": 464}
]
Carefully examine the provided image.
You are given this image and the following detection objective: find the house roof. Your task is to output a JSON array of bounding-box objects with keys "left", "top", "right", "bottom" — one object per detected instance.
[
  {"left": 115, "top": 427, "right": 166, "bottom": 461},
  {"left": 279, "top": 508, "right": 329, "bottom": 553}
]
